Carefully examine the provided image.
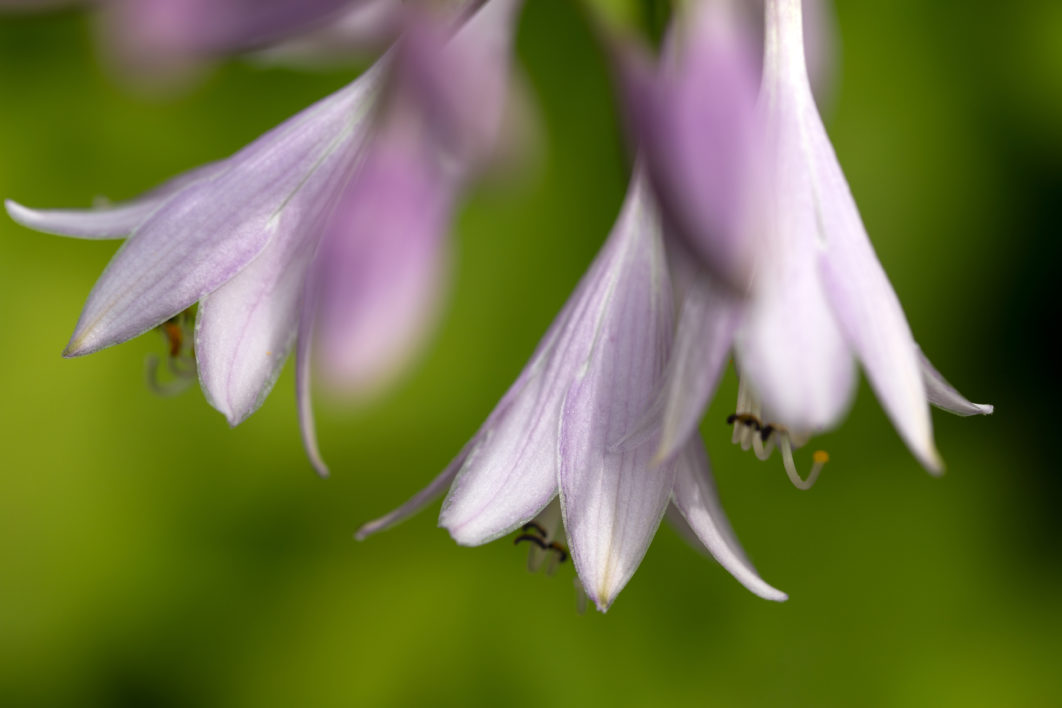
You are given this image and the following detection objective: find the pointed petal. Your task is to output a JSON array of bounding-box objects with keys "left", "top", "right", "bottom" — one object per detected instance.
[
  {"left": 5, "top": 162, "right": 222, "bottom": 240},
  {"left": 194, "top": 94, "right": 372, "bottom": 425},
  {"left": 671, "top": 438, "right": 787, "bottom": 601},
  {"left": 295, "top": 280, "right": 328, "bottom": 478},
  {"left": 354, "top": 437, "right": 474, "bottom": 541},
  {"left": 761, "top": 0, "right": 939, "bottom": 469},
  {"left": 558, "top": 177, "right": 676, "bottom": 612},
  {"left": 626, "top": 0, "right": 763, "bottom": 292},
  {"left": 314, "top": 136, "right": 454, "bottom": 396},
  {"left": 64, "top": 65, "right": 382, "bottom": 358},
  {"left": 656, "top": 272, "right": 741, "bottom": 461},
  {"left": 440, "top": 174, "right": 653, "bottom": 546},
  {"left": 917, "top": 347, "right": 994, "bottom": 417},
  {"left": 253, "top": 0, "right": 402, "bottom": 68}
]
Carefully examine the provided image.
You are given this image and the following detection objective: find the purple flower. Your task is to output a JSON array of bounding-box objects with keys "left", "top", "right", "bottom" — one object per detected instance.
[
  {"left": 356, "top": 175, "right": 787, "bottom": 612},
  {"left": 5, "top": 0, "right": 523, "bottom": 475},
  {"left": 646, "top": 0, "right": 992, "bottom": 483}
]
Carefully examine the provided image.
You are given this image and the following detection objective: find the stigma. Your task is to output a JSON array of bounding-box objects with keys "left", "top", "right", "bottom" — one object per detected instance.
[{"left": 726, "top": 379, "right": 829, "bottom": 490}]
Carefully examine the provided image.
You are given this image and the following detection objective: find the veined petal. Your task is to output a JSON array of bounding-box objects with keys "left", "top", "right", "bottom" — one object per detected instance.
[
  {"left": 314, "top": 135, "right": 454, "bottom": 396},
  {"left": 656, "top": 271, "right": 742, "bottom": 462},
  {"left": 918, "top": 347, "right": 994, "bottom": 417},
  {"left": 763, "top": 0, "right": 938, "bottom": 470},
  {"left": 629, "top": 0, "right": 763, "bottom": 292},
  {"left": 5, "top": 161, "right": 222, "bottom": 240},
  {"left": 253, "top": 0, "right": 401, "bottom": 67},
  {"left": 671, "top": 437, "right": 787, "bottom": 601},
  {"left": 195, "top": 108, "right": 367, "bottom": 425},
  {"left": 64, "top": 64, "right": 383, "bottom": 358},
  {"left": 558, "top": 175, "right": 676, "bottom": 612},
  {"left": 439, "top": 172, "right": 650, "bottom": 546}
]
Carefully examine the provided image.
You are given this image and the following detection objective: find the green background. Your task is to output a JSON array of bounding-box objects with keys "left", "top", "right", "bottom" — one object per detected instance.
[{"left": 1, "top": 1, "right": 1060, "bottom": 706}]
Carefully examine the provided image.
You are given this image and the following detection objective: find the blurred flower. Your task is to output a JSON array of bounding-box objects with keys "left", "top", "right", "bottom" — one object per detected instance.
[
  {"left": 649, "top": 0, "right": 993, "bottom": 483},
  {"left": 5, "top": 0, "right": 524, "bottom": 474},
  {"left": 98, "top": 0, "right": 401, "bottom": 84},
  {"left": 356, "top": 175, "right": 787, "bottom": 612}
]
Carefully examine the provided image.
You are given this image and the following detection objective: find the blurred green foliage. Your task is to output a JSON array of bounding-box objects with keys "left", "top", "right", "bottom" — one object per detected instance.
[{"left": 1, "top": 1, "right": 1060, "bottom": 706}]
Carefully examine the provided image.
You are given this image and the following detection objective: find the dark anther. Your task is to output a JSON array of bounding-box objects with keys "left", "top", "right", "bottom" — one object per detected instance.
[
  {"left": 514, "top": 534, "right": 549, "bottom": 550},
  {"left": 727, "top": 412, "right": 763, "bottom": 431},
  {"left": 520, "top": 522, "right": 547, "bottom": 538},
  {"left": 162, "top": 318, "right": 184, "bottom": 357},
  {"left": 760, "top": 425, "right": 774, "bottom": 442},
  {"left": 547, "top": 542, "right": 568, "bottom": 563}
]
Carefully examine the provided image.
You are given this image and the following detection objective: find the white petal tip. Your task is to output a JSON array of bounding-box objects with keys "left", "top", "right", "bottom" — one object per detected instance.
[
  {"left": 312, "top": 462, "right": 330, "bottom": 479},
  {"left": 974, "top": 403, "right": 994, "bottom": 416},
  {"left": 760, "top": 587, "right": 789, "bottom": 603}
]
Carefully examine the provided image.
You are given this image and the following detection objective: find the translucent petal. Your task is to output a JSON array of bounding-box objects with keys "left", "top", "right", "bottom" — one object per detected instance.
[
  {"left": 918, "top": 347, "right": 994, "bottom": 417},
  {"left": 558, "top": 176, "right": 676, "bottom": 612},
  {"left": 671, "top": 438, "right": 788, "bottom": 601},
  {"left": 63, "top": 66, "right": 382, "bottom": 357}
]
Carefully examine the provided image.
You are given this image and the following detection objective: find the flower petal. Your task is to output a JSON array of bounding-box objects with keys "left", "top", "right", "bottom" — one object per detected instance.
[
  {"left": 671, "top": 437, "right": 787, "bottom": 601},
  {"left": 314, "top": 135, "right": 454, "bottom": 396},
  {"left": 5, "top": 161, "right": 222, "bottom": 240},
  {"left": 762, "top": 0, "right": 939, "bottom": 469},
  {"left": 917, "top": 346, "right": 994, "bottom": 417},
  {"left": 439, "top": 174, "right": 652, "bottom": 546},
  {"left": 735, "top": 0, "right": 856, "bottom": 433},
  {"left": 656, "top": 271, "right": 742, "bottom": 462},
  {"left": 354, "top": 437, "right": 474, "bottom": 541},
  {"left": 64, "top": 65, "right": 382, "bottom": 358},
  {"left": 295, "top": 278, "right": 329, "bottom": 478},
  {"left": 558, "top": 176, "right": 676, "bottom": 612},
  {"left": 629, "top": 0, "right": 763, "bottom": 292}
]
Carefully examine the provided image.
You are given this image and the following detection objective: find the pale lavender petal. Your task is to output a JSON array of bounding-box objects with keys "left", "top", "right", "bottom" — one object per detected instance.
[
  {"left": 734, "top": 0, "right": 856, "bottom": 433},
  {"left": 558, "top": 176, "right": 676, "bottom": 612},
  {"left": 295, "top": 279, "right": 328, "bottom": 478},
  {"left": 629, "top": 0, "right": 763, "bottom": 292},
  {"left": 354, "top": 436, "right": 475, "bottom": 541},
  {"left": 5, "top": 161, "right": 222, "bottom": 240},
  {"left": 439, "top": 172, "right": 647, "bottom": 546},
  {"left": 747, "top": 0, "right": 838, "bottom": 107},
  {"left": 671, "top": 438, "right": 787, "bottom": 601},
  {"left": 917, "top": 347, "right": 994, "bottom": 417},
  {"left": 314, "top": 136, "right": 454, "bottom": 395},
  {"left": 105, "top": 0, "right": 354, "bottom": 61},
  {"left": 396, "top": 0, "right": 523, "bottom": 171},
  {"left": 762, "top": 0, "right": 938, "bottom": 469},
  {"left": 656, "top": 273, "right": 742, "bottom": 462},
  {"left": 64, "top": 66, "right": 382, "bottom": 358},
  {"left": 253, "top": 0, "right": 401, "bottom": 67}
]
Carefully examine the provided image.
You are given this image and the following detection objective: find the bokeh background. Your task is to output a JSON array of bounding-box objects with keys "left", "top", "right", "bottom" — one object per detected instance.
[{"left": 1, "top": 1, "right": 1060, "bottom": 706}]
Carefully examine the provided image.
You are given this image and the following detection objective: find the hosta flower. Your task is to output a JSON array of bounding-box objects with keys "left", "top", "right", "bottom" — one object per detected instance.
[
  {"left": 5, "top": 0, "right": 523, "bottom": 474},
  {"left": 356, "top": 175, "right": 787, "bottom": 612},
  {"left": 644, "top": 0, "right": 992, "bottom": 481}
]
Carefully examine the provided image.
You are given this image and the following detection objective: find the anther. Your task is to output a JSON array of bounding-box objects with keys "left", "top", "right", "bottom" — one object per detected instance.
[
  {"left": 521, "top": 522, "right": 547, "bottom": 538},
  {"left": 547, "top": 542, "right": 568, "bottom": 564},
  {"left": 513, "top": 534, "right": 549, "bottom": 551}
]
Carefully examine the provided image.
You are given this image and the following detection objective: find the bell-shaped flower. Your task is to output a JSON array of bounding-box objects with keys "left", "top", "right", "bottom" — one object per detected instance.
[
  {"left": 355, "top": 175, "right": 787, "bottom": 611},
  {"left": 649, "top": 0, "right": 992, "bottom": 484},
  {"left": 5, "top": 0, "right": 524, "bottom": 474}
]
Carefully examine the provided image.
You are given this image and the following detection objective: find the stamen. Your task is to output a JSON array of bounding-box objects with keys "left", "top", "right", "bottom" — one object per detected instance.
[
  {"left": 144, "top": 354, "right": 195, "bottom": 397},
  {"left": 513, "top": 534, "right": 548, "bottom": 551},
  {"left": 520, "top": 521, "right": 547, "bottom": 538},
  {"left": 574, "top": 579, "right": 589, "bottom": 615},
  {"left": 778, "top": 436, "right": 828, "bottom": 490}
]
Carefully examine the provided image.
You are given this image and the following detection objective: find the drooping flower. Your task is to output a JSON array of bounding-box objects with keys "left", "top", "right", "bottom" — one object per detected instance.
[
  {"left": 5, "top": 0, "right": 524, "bottom": 474},
  {"left": 640, "top": 0, "right": 992, "bottom": 482},
  {"left": 356, "top": 174, "right": 787, "bottom": 612}
]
